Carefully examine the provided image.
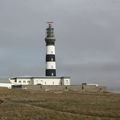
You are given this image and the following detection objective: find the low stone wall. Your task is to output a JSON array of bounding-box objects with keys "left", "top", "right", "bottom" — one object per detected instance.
[{"left": 21, "top": 85, "right": 107, "bottom": 92}]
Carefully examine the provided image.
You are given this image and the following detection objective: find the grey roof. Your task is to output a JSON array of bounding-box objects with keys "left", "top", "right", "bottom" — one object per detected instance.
[{"left": 10, "top": 76, "right": 71, "bottom": 79}]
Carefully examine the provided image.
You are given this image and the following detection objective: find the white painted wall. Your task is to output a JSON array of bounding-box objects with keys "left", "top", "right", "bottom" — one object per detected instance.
[
  {"left": 87, "top": 84, "right": 99, "bottom": 87},
  {"left": 10, "top": 79, "right": 31, "bottom": 85},
  {"left": 17, "top": 79, "right": 31, "bottom": 85},
  {"left": 33, "top": 78, "right": 61, "bottom": 85},
  {"left": 9, "top": 77, "right": 71, "bottom": 86},
  {"left": 9, "top": 80, "right": 15, "bottom": 84},
  {"left": 62, "top": 78, "right": 71, "bottom": 85},
  {"left": 47, "top": 45, "right": 55, "bottom": 54},
  {"left": 0, "top": 83, "right": 12, "bottom": 89}
]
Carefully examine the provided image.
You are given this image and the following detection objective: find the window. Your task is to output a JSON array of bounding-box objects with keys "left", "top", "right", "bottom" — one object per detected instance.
[
  {"left": 53, "top": 82, "right": 54, "bottom": 85},
  {"left": 15, "top": 79, "right": 17, "bottom": 82},
  {"left": 19, "top": 81, "right": 21, "bottom": 83},
  {"left": 45, "top": 82, "right": 46, "bottom": 85},
  {"left": 27, "top": 81, "right": 30, "bottom": 83},
  {"left": 51, "top": 73, "right": 54, "bottom": 76},
  {"left": 23, "top": 81, "right": 26, "bottom": 83},
  {"left": 51, "top": 58, "right": 53, "bottom": 61}
]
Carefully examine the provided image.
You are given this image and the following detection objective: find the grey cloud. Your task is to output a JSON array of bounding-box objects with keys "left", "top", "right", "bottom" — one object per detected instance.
[{"left": 0, "top": 0, "right": 120, "bottom": 90}]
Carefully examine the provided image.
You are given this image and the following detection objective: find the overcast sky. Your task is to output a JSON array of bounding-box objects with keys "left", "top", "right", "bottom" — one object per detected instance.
[{"left": 0, "top": 0, "right": 120, "bottom": 89}]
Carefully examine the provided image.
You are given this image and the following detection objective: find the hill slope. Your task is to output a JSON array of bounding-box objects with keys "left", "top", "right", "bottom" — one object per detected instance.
[{"left": 0, "top": 88, "right": 120, "bottom": 120}]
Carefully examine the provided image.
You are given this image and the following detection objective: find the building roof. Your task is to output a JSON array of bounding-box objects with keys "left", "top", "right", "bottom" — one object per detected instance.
[{"left": 10, "top": 76, "right": 71, "bottom": 79}]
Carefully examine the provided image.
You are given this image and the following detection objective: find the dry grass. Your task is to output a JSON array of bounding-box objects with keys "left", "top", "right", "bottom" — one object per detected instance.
[{"left": 0, "top": 88, "right": 120, "bottom": 120}]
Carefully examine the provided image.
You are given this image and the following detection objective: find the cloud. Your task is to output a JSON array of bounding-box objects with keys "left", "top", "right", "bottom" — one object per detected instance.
[{"left": 0, "top": 0, "right": 120, "bottom": 90}]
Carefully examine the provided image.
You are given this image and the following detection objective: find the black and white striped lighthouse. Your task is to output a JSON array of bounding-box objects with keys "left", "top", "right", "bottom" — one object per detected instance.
[{"left": 45, "top": 22, "right": 56, "bottom": 76}]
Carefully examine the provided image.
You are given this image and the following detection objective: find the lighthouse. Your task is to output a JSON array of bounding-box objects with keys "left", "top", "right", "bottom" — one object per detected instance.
[
  {"left": 9, "top": 22, "right": 71, "bottom": 86},
  {"left": 45, "top": 22, "right": 56, "bottom": 76}
]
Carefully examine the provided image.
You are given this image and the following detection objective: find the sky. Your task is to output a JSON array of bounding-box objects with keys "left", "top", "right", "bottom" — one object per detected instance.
[{"left": 0, "top": 0, "right": 120, "bottom": 89}]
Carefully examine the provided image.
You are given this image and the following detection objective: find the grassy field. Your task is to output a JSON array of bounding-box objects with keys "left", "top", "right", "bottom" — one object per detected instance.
[{"left": 0, "top": 88, "right": 120, "bottom": 120}]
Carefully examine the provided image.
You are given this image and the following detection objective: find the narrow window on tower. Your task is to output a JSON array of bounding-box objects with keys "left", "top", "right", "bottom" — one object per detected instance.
[
  {"left": 51, "top": 73, "right": 54, "bottom": 76},
  {"left": 51, "top": 58, "right": 53, "bottom": 61}
]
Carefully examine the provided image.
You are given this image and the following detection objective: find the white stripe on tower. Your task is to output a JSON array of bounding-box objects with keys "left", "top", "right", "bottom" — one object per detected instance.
[
  {"left": 45, "top": 22, "right": 56, "bottom": 76},
  {"left": 46, "top": 62, "right": 56, "bottom": 69},
  {"left": 47, "top": 45, "right": 55, "bottom": 55}
]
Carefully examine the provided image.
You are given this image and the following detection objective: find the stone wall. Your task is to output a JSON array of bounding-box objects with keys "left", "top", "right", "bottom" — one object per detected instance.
[{"left": 21, "top": 85, "right": 107, "bottom": 92}]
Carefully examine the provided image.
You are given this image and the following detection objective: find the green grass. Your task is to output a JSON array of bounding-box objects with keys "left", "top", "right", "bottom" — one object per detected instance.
[{"left": 0, "top": 88, "right": 120, "bottom": 120}]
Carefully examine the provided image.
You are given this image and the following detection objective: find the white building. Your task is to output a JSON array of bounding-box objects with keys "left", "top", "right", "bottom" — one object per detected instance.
[
  {"left": 87, "top": 84, "right": 99, "bottom": 87},
  {"left": 9, "top": 77, "right": 71, "bottom": 86},
  {"left": 0, "top": 83, "right": 12, "bottom": 89}
]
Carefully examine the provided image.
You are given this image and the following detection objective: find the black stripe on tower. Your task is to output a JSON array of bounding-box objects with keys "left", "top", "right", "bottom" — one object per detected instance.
[
  {"left": 45, "top": 39, "right": 55, "bottom": 45},
  {"left": 46, "top": 69, "right": 56, "bottom": 76},
  {"left": 46, "top": 55, "right": 55, "bottom": 61}
]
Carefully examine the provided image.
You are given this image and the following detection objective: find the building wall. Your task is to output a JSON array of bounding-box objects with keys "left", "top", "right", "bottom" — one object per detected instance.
[
  {"left": 17, "top": 78, "right": 31, "bottom": 85},
  {"left": 33, "top": 78, "right": 61, "bottom": 85},
  {"left": 0, "top": 83, "right": 12, "bottom": 89},
  {"left": 10, "top": 78, "right": 31, "bottom": 85},
  {"left": 21, "top": 85, "right": 107, "bottom": 92},
  {"left": 9, "top": 77, "right": 71, "bottom": 86},
  {"left": 62, "top": 78, "right": 71, "bottom": 85}
]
